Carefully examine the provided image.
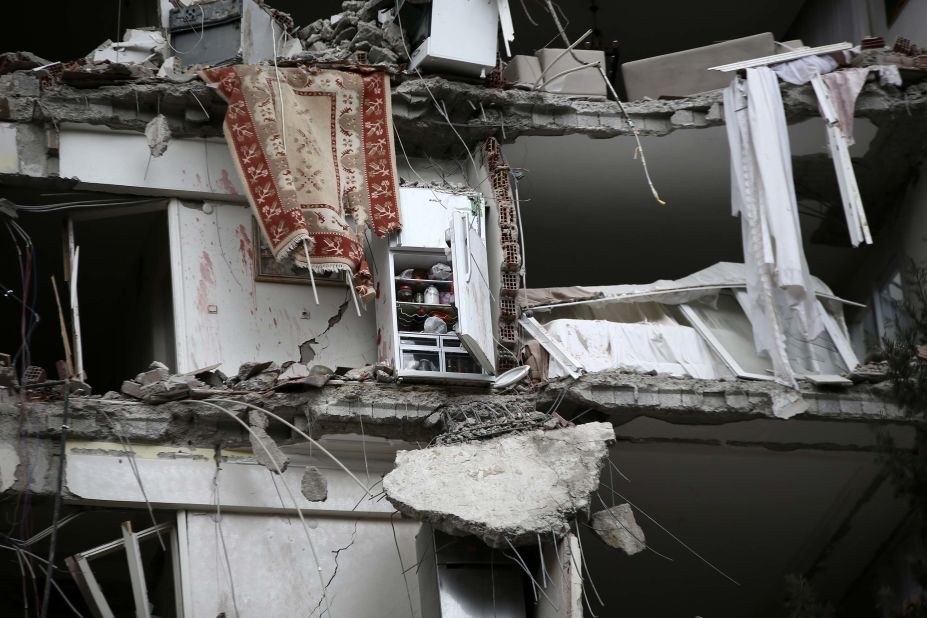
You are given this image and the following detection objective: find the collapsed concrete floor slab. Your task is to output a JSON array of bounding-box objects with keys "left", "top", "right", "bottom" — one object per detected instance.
[{"left": 383, "top": 421, "right": 615, "bottom": 547}]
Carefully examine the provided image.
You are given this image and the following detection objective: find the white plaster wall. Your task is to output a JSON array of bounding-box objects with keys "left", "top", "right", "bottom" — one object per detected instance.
[
  {"left": 64, "top": 441, "right": 422, "bottom": 618},
  {"left": 59, "top": 125, "right": 244, "bottom": 200},
  {"left": 65, "top": 452, "right": 390, "bottom": 515},
  {"left": 184, "top": 512, "right": 421, "bottom": 618},
  {"left": 168, "top": 199, "right": 376, "bottom": 373}
]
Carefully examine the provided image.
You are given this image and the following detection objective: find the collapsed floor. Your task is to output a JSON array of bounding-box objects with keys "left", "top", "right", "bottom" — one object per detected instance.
[{"left": 1, "top": 2, "right": 926, "bottom": 616}]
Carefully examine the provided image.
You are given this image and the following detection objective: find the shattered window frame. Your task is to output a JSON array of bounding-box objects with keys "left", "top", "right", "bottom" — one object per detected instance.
[{"left": 679, "top": 290, "right": 859, "bottom": 381}]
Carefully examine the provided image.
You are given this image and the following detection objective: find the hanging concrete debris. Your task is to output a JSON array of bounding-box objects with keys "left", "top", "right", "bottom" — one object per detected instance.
[
  {"left": 144, "top": 114, "right": 171, "bottom": 157},
  {"left": 383, "top": 421, "right": 615, "bottom": 547},
  {"left": 248, "top": 409, "right": 289, "bottom": 473},
  {"left": 591, "top": 503, "right": 646, "bottom": 556},
  {"left": 300, "top": 466, "right": 328, "bottom": 501}
]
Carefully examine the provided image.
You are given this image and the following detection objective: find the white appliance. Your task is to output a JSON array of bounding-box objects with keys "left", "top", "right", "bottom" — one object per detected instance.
[{"left": 403, "top": 0, "right": 501, "bottom": 77}]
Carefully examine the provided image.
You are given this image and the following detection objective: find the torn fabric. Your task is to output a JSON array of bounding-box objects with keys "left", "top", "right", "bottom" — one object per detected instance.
[
  {"left": 544, "top": 319, "right": 733, "bottom": 380},
  {"left": 810, "top": 73, "right": 873, "bottom": 246},
  {"left": 771, "top": 54, "right": 840, "bottom": 85},
  {"left": 518, "top": 262, "right": 854, "bottom": 311},
  {"left": 820, "top": 68, "right": 869, "bottom": 146},
  {"left": 723, "top": 68, "right": 824, "bottom": 388},
  {"left": 763, "top": 62, "right": 876, "bottom": 246},
  {"left": 202, "top": 65, "right": 401, "bottom": 294}
]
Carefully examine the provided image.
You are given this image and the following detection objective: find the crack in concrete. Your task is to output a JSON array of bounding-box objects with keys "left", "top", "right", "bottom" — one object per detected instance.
[{"left": 298, "top": 297, "right": 350, "bottom": 364}]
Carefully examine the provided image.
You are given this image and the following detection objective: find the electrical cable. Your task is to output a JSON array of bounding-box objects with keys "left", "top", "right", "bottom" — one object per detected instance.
[{"left": 39, "top": 379, "right": 68, "bottom": 618}]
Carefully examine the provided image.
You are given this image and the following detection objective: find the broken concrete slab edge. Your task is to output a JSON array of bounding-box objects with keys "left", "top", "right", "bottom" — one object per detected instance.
[{"left": 2, "top": 70, "right": 923, "bottom": 150}]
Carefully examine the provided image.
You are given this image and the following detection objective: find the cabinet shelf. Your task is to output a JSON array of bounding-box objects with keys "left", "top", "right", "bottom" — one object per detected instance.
[
  {"left": 395, "top": 278, "right": 453, "bottom": 288},
  {"left": 396, "top": 302, "right": 456, "bottom": 311}
]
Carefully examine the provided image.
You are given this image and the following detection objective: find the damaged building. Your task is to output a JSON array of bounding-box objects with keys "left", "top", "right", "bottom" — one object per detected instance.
[{"left": 1, "top": 0, "right": 927, "bottom": 615}]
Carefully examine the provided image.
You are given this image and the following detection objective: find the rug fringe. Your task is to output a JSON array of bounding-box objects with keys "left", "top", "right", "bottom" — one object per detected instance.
[{"left": 277, "top": 234, "right": 313, "bottom": 262}]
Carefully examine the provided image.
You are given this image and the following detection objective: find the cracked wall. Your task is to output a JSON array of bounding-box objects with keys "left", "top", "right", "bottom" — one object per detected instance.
[{"left": 169, "top": 199, "right": 376, "bottom": 374}]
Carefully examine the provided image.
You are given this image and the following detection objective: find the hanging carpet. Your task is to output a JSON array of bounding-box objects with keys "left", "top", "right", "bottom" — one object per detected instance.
[{"left": 202, "top": 65, "right": 402, "bottom": 295}]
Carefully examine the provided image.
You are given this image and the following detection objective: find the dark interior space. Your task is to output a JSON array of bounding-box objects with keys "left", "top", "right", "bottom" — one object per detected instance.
[
  {"left": 1, "top": 195, "right": 175, "bottom": 395},
  {"left": 72, "top": 206, "right": 175, "bottom": 393},
  {"left": 0, "top": 501, "right": 177, "bottom": 617},
  {"left": 0, "top": 209, "right": 70, "bottom": 386},
  {"left": 2, "top": 0, "right": 159, "bottom": 63}
]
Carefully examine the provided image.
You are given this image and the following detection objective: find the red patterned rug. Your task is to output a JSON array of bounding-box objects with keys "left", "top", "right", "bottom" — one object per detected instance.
[{"left": 202, "top": 65, "right": 402, "bottom": 295}]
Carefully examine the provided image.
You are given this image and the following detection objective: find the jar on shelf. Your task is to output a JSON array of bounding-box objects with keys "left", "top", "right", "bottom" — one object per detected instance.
[
  {"left": 423, "top": 285, "right": 440, "bottom": 305},
  {"left": 397, "top": 284, "right": 414, "bottom": 302},
  {"left": 413, "top": 291, "right": 424, "bottom": 304}
]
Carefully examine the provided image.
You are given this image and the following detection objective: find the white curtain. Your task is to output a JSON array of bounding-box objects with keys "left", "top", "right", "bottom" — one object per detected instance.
[{"left": 723, "top": 67, "right": 825, "bottom": 387}]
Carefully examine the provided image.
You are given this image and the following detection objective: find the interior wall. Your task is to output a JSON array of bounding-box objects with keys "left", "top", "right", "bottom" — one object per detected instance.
[
  {"left": 585, "top": 440, "right": 909, "bottom": 618},
  {"left": 0, "top": 212, "right": 68, "bottom": 382},
  {"left": 168, "top": 199, "right": 376, "bottom": 374},
  {"left": 786, "top": 0, "right": 871, "bottom": 47},
  {"left": 184, "top": 511, "right": 421, "bottom": 618},
  {"left": 901, "top": 164, "right": 927, "bottom": 268},
  {"left": 502, "top": 124, "right": 871, "bottom": 290},
  {"left": 869, "top": 0, "right": 927, "bottom": 43}
]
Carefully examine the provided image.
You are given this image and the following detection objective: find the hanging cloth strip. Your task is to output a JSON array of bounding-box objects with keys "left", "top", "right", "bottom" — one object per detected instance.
[
  {"left": 772, "top": 59, "right": 895, "bottom": 247},
  {"left": 810, "top": 72, "right": 872, "bottom": 246},
  {"left": 723, "top": 67, "right": 825, "bottom": 388},
  {"left": 202, "top": 65, "right": 402, "bottom": 297}
]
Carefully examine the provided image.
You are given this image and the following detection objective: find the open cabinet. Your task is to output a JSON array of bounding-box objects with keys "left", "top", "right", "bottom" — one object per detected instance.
[{"left": 370, "top": 188, "right": 496, "bottom": 384}]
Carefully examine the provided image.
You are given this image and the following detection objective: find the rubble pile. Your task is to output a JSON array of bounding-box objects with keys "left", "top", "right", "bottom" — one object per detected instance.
[
  {"left": 119, "top": 361, "right": 217, "bottom": 403},
  {"left": 35, "top": 28, "right": 170, "bottom": 88},
  {"left": 296, "top": 0, "right": 408, "bottom": 66},
  {"left": 117, "top": 358, "right": 399, "bottom": 404}
]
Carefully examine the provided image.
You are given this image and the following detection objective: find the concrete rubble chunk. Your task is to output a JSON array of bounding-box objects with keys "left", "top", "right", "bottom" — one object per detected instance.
[
  {"left": 237, "top": 361, "right": 274, "bottom": 381},
  {"left": 770, "top": 390, "right": 808, "bottom": 420},
  {"left": 195, "top": 369, "right": 227, "bottom": 388},
  {"left": 167, "top": 374, "right": 206, "bottom": 389},
  {"left": 591, "top": 503, "right": 646, "bottom": 555},
  {"left": 300, "top": 466, "right": 328, "bottom": 501},
  {"left": 138, "top": 380, "right": 190, "bottom": 404},
  {"left": 383, "top": 422, "right": 616, "bottom": 547},
  {"left": 238, "top": 370, "right": 279, "bottom": 391},
  {"left": 135, "top": 366, "right": 169, "bottom": 386},
  {"left": 278, "top": 363, "right": 311, "bottom": 381},
  {"left": 343, "top": 365, "right": 375, "bottom": 381},
  {"left": 367, "top": 46, "right": 398, "bottom": 65},
  {"left": 120, "top": 380, "right": 143, "bottom": 399},
  {"left": 248, "top": 410, "right": 289, "bottom": 473}
]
